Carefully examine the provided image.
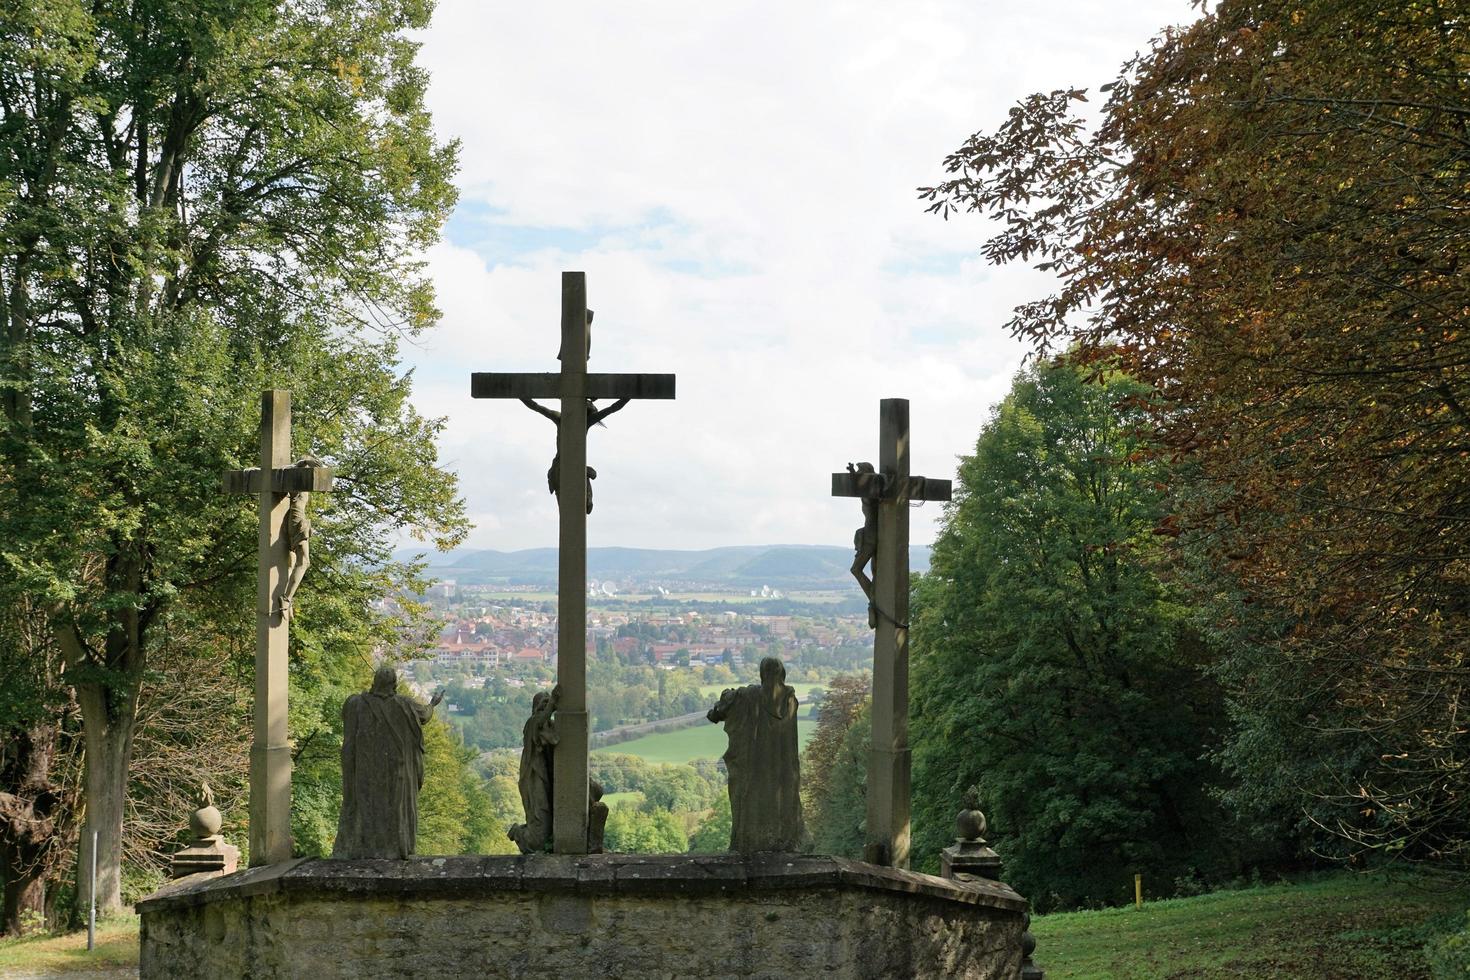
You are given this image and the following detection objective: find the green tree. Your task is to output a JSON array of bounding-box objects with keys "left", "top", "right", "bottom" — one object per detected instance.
[
  {"left": 0, "top": 0, "right": 464, "bottom": 916},
  {"left": 688, "top": 796, "right": 731, "bottom": 853},
  {"left": 920, "top": 0, "right": 1470, "bottom": 868},
  {"left": 911, "top": 362, "right": 1231, "bottom": 908},
  {"left": 603, "top": 806, "right": 687, "bottom": 854},
  {"left": 801, "top": 671, "right": 869, "bottom": 848}
]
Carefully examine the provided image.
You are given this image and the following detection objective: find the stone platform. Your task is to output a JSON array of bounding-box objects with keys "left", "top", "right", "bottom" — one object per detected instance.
[{"left": 136, "top": 853, "right": 1028, "bottom": 979}]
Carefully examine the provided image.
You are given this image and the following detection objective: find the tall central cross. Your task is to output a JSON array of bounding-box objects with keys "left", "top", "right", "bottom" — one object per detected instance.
[
  {"left": 222, "top": 390, "right": 334, "bottom": 866},
  {"left": 471, "top": 271, "right": 675, "bottom": 853},
  {"left": 832, "top": 397, "right": 950, "bottom": 869}
]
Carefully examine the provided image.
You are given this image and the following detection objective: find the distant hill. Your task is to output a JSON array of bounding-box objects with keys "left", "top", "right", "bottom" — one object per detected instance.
[{"left": 394, "top": 544, "right": 933, "bottom": 590}]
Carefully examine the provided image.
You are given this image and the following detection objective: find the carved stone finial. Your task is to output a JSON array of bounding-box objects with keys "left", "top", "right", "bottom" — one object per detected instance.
[
  {"left": 939, "top": 786, "right": 1002, "bottom": 882},
  {"left": 188, "top": 781, "right": 223, "bottom": 840},
  {"left": 171, "top": 781, "right": 239, "bottom": 879},
  {"left": 1020, "top": 910, "right": 1045, "bottom": 979}
]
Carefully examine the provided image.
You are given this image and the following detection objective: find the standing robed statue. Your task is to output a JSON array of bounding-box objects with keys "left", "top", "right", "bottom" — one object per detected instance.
[
  {"left": 333, "top": 667, "right": 442, "bottom": 859},
  {"left": 707, "top": 657, "right": 804, "bottom": 853}
]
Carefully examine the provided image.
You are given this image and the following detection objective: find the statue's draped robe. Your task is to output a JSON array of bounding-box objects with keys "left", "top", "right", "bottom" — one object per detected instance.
[
  {"left": 333, "top": 691, "right": 433, "bottom": 859},
  {"left": 510, "top": 708, "right": 557, "bottom": 853},
  {"left": 717, "top": 683, "right": 803, "bottom": 852}
]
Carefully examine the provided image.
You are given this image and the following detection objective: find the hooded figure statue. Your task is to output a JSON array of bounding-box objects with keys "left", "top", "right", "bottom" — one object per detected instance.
[{"left": 333, "top": 667, "right": 442, "bottom": 859}]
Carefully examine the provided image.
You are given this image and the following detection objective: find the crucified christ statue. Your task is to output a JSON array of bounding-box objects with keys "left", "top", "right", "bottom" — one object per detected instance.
[
  {"left": 520, "top": 397, "right": 630, "bottom": 514},
  {"left": 848, "top": 462, "right": 880, "bottom": 628},
  {"left": 280, "top": 455, "right": 326, "bottom": 620}
]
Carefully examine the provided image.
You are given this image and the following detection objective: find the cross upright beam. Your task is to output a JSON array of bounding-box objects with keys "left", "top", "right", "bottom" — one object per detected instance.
[
  {"left": 221, "top": 390, "right": 334, "bottom": 866},
  {"left": 832, "top": 398, "right": 950, "bottom": 869},
  {"left": 471, "top": 271, "right": 674, "bottom": 854}
]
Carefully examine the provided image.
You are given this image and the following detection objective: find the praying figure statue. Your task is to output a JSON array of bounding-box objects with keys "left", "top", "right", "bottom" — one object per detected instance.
[
  {"left": 847, "top": 461, "right": 880, "bottom": 628},
  {"left": 509, "top": 685, "right": 560, "bottom": 854},
  {"left": 333, "top": 667, "right": 442, "bottom": 859},
  {"left": 706, "top": 657, "right": 804, "bottom": 853},
  {"left": 279, "top": 454, "right": 326, "bottom": 620}
]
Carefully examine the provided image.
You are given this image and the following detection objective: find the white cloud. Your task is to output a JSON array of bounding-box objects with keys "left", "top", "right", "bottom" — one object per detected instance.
[{"left": 404, "top": 0, "right": 1198, "bottom": 552}]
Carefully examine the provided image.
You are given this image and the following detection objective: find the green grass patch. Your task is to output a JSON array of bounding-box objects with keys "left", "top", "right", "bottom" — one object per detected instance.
[
  {"left": 602, "top": 790, "right": 644, "bottom": 808},
  {"left": 1031, "top": 870, "right": 1469, "bottom": 980},
  {"left": 0, "top": 914, "right": 140, "bottom": 973},
  {"left": 593, "top": 718, "right": 816, "bottom": 765}
]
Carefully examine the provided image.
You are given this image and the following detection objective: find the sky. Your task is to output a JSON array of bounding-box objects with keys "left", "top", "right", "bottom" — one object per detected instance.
[{"left": 405, "top": 0, "right": 1199, "bottom": 554}]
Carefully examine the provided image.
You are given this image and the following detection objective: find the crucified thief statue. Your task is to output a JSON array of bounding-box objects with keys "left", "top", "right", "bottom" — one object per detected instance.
[
  {"left": 280, "top": 455, "right": 326, "bottom": 620},
  {"left": 519, "top": 309, "right": 630, "bottom": 514},
  {"left": 848, "top": 462, "right": 880, "bottom": 628}
]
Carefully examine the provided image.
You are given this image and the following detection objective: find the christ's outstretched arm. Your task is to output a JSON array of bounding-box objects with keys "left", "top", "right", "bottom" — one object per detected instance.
[{"left": 520, "top": 397, "right": 561, "bottom": 424}]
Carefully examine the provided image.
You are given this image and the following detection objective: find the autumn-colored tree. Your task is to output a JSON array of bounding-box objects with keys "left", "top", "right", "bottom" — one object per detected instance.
[{"left": 920, "top": 0, "right": 1470, "bottom": 863}]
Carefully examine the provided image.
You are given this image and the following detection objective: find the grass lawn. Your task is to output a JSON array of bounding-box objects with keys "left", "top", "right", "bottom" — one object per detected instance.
[
  {"left": 593, "top": 718, "right": 816, "bottom": 765},
  {"left": 0, "top": 915, "right": 140, "bottom": 974},
  {"left": 1031, "top": 869, "right": 1468, "bottom": 980},
  {"left": 601, "top": 790, "right": 644, "bottom": 808}
]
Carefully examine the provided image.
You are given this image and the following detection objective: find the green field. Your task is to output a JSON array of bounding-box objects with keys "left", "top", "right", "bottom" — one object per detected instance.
[
  {"left": 594, "top": 718, "right": 817, "bottom": 764},
  {"left": 601, "top": 791, "right": 644, "bottom": 808},
  {"left": 1031, "top": 869, "right": 1467, "bottom": 979}
]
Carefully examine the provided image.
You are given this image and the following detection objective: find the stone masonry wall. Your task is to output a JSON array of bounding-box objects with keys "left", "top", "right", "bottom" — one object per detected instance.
[{"left": 138, "top": 855, "right": 1026, "bottom": 980}]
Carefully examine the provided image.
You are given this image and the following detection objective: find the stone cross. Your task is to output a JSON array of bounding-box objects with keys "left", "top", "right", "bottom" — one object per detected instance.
[
  {"left": 471, "top": 271, "right": 674, "bottom": 853},
  {"left": 831, "top": 398, "right": 950, "bottom": 869},
  {"left": 222, "top": 390, "right": 334, "bottom": 866}
]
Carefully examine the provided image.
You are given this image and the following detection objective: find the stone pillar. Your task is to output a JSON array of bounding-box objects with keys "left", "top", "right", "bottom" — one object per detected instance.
[
  {"left": 866, "top": 398, "right": 911, "bottom": 868},
  {"left": 251, "top": 390, "right": 292, "bottom": 866},
  {"left": 553, "top": 271, "right": 590, "bottom": 854}
]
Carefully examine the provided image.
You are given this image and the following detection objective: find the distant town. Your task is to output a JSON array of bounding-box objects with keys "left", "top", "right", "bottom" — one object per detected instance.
[{"left": 401, "top": 579, "right": 874, "bottom": 696}]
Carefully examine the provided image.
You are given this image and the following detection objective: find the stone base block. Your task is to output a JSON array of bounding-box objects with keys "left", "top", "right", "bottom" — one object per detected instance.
[
  {"left": 170, "top": 837, "right": 240, "bottom": 878},
  {"left": 137, "top": 854, "right": 1028, "bottom": 979}
]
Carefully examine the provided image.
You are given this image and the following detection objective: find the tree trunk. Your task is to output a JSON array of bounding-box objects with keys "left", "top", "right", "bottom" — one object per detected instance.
[
  {"left": 72, "top": 684, "right": 137, "bottom": 920},
  {"left": 0, "top": 723, "right": 64, "bottom": 936}
]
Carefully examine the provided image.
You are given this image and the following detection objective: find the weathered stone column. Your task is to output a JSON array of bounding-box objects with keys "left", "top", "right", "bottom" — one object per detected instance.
[
  {"left": 251, "top": 390, "right": 292, "bottom": 866},
  {"left": 553, "top": 272, "right": 591, "bottom": 854}
]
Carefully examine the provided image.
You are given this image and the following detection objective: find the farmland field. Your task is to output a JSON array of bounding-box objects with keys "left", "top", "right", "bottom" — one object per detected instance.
[{"left": 593, "top": 718, "right": 817, "bottom": 764}]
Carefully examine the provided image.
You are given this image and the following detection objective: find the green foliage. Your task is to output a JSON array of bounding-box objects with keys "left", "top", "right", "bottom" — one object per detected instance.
[
  {"left": 1427, "top": 910, "right": 1470, "bottom": 980},
  {"left": 802, "top": 672, "right": 869, "bottom": 857},
  {"left": 0, "top": 0, "right": 466, "bottom": 909},
  {"left": 688, "top": 796, "right": 732, "bottom": 853},
  {"left": 602, "top": 806, "right": 687, "bottom": 854},
  {"left": 922, "top": 0, "right": 1470, "bottom": 869},
  {"left": 911, "top": 361, "right": 1239, "bottom": 908},
  {"left": 807, "top": 707, "right": 869, "bottom": 859}
]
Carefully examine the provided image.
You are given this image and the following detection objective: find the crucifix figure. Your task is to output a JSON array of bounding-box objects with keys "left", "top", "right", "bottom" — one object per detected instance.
[
  {"left": 519, "top": 391, "right": 629, "bottom": 514},
  {"left": 223, "top": 390, "right": 334, "bottom": 866},
  {"left": 831, "top": 398, "right": 950, "bottom": 869},
  {"left": 471, "top": 271, "right": 674, "bottom": 853}
]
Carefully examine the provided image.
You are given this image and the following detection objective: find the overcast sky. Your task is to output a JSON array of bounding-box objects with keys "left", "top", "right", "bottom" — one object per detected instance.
[{"left": 404, "top": 1, "right": 1198, "bottom": 554}]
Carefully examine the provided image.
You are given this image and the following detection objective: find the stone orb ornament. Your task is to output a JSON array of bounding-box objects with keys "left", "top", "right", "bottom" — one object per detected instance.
[
  {"left": 955, "top": 785, "right": 987, "bottom": 841},
  {"left": 189, "top": 782, "right": 222, "bottom": 840}
]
